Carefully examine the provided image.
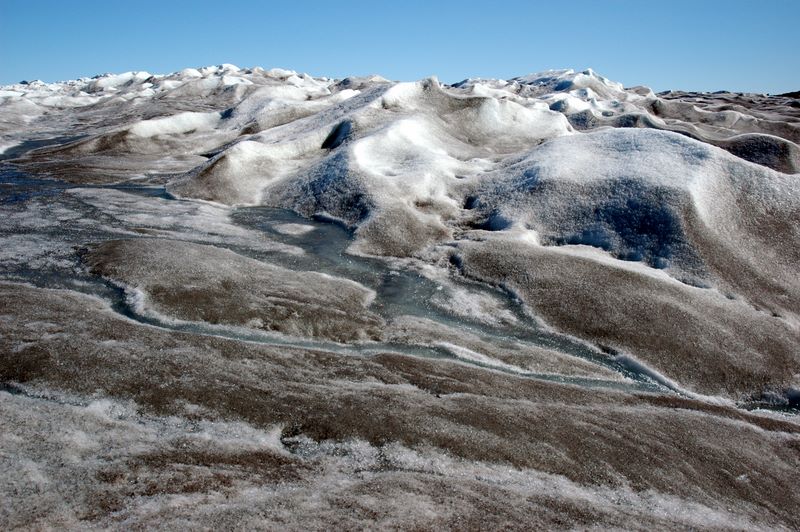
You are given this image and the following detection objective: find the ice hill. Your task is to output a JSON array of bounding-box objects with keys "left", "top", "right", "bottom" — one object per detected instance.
[{"left": 3, "top": 65, "right": 798, "bottom": 400}]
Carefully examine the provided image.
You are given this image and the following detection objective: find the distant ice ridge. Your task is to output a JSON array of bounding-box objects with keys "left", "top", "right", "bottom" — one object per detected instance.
[{"left": 2, "top": 64, "right": 799, "bottom": 399}]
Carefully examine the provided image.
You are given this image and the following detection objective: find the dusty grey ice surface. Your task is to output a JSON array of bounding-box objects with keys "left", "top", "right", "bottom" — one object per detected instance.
[
  {"left": 85, "top": 238, "right": 383, "bottom": 343},
  {"left": 2, "top": 282, "right": 799, "bottom": 530},
  {"left": 1, "top": 65, "right": 799, "bottom": 529}
]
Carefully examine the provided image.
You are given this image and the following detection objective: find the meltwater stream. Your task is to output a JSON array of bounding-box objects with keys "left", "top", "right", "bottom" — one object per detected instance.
[{"left": 0, "top": 166, "right": 669, "bottom": 394}]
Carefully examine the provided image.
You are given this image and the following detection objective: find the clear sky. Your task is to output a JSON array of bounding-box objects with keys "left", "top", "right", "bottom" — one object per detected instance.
[{"left": 1, "top": 0, "right": 798, "bottom": 93}]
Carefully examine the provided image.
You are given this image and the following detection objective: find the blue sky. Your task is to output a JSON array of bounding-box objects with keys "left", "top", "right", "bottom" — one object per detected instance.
[{"left": 1, "top": 0, "right": 798, "bottom": 93}]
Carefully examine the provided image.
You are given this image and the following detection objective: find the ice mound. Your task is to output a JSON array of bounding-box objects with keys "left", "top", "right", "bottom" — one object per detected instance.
[{"left": 465, "top": 128, "right": 800, "bottom": 281}]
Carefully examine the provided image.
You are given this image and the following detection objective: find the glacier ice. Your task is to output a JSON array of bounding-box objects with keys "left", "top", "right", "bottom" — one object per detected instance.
[{"left": 1, "top": 64, "right": 799, "bottom": 529}]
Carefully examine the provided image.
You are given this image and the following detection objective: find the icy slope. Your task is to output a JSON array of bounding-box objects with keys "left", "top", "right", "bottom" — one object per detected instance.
[
  {"left": 3, "top": 65, "right": 800, "bottom": 529},
  {"left": 3, "top": 65, "right": 799, "bottom": 399}
]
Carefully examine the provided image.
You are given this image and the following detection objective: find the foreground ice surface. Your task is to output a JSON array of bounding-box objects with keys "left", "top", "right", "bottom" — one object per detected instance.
[{"left": 1, "top": 65, "right": 799, "bottom": 529}]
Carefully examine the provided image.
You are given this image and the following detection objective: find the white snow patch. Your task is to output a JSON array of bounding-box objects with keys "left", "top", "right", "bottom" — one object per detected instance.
[
  {"left": 129, "top": 111, "right": 221, "bottom": 138},
  {"left": 272, "top": 223, "right": 316, "bottom": 236}
]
